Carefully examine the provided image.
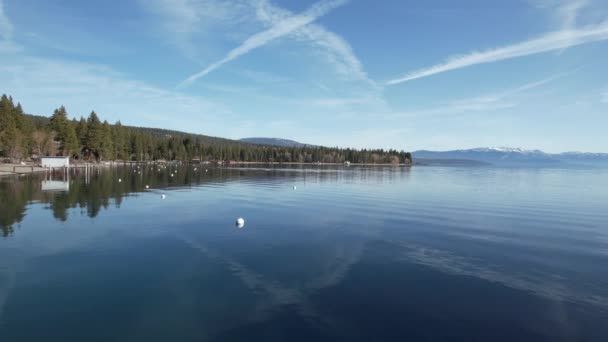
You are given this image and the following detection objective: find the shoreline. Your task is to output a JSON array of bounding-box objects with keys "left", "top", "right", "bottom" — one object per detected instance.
[
  {"left": 0, "top": 164, "right": 47, "bottom": 176},
  {"left": 0, "top": 161, "right": 412, "bottom": 177}
]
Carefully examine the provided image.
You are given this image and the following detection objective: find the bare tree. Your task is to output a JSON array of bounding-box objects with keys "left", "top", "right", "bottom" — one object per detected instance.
[{"left": 32, "top": 130, "right": 56, "bottom": 157}]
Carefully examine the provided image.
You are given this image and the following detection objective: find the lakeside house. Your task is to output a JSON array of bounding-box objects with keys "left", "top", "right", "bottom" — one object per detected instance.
[{"left": 40, "top": 156, "right": 70, "bottom": 168}]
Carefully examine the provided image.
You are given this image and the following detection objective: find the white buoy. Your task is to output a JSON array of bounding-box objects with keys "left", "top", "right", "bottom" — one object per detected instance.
[
  {"left": 175, "top": 170, "right": 178, "bottom": 173},
  {"left": 194, "top": 168, "right": 197, "bottom": 171},
  {"left": 171, "top": 173, "right": 174, "bottom": 177},
  {"left": 205, "top": 169, "right": 208, "bottom": 172},
  {"left": 161, "top": 194, "right": 166, "bottom": 199},
  {"left": 236, "top": 217, "right": 245, "bottom": 228},
  {"left": 158, "top": 169, "right": 161, "bottom": 172},
  {"left": 145, "top": 185, "right": 149, "bottom": 189},
  {"left": 293, "top": 186, "right": 296, "bottom": 190},
  {"left": 118, "top": 178, "right": 122, "bottom": 183}
]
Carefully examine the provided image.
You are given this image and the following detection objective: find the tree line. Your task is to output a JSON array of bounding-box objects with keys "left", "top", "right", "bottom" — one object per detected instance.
[{"left": 0, "top": 94, "right": 412, "bottom": 164}]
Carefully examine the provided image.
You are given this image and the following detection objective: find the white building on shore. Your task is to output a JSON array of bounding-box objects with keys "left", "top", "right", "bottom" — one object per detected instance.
[{"left": 40, "top": 156, "right": 70, "bottom": 168}]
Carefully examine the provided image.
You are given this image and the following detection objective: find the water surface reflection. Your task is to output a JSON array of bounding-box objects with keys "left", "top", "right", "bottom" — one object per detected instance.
[{"left": 0, "top": 165, "right": 607, "bottom": 341}]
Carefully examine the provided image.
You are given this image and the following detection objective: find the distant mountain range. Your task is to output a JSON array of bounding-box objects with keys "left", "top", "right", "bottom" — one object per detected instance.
[
  {"left": 239, "top": 139, "right": 607, "bottom": 167},
  {"left": 413, "top": 147, "right": 608, "bottom": 166},
  {"left": 239, "top": 137, "right": 314, "bottom": 148}
]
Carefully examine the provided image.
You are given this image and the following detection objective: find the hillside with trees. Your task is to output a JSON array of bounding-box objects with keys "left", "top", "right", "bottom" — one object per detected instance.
[{"left": 0, "top": 94, "right": 412, "bottom": 164}]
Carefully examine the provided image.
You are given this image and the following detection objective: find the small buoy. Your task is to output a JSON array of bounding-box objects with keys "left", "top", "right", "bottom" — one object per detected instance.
[
  {"left": 145, "top": 185, "right": 149, "bottom": 189},
  {"left": 293, "top": 186, "right": 296, "bottom": 190},
  {"left": 171, "top": 173, "right": 174, "bottom": 177},
  {"left": 158, "top": 169, "right": 161, "bottom": 172},
  {"left": 205, "top": 169, "right": 208, "bottom": 172},
  {"left": 118, "top": 178, "right": 122, "bottom": 183},
  {"left": 194, "top": 168, "right": 197, "bottom": 171},
  {"left": 161, "top": 194, "right": 166, "bottom": 199},
  {"left": 175, "top": 170, "right": 178, "bottom": 173},
  {"left": 236, "top": 217, "right": 245, "bottom": 228}
]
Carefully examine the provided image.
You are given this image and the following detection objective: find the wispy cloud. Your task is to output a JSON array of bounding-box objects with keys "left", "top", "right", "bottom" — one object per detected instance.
[
  {"left": 556, "top": 0, "right": 589, "bottom": 29},
  {"left": 602, "top": 89, "right": 608, "bottom": 103},
  {"left": 549, "top": 0, "right": 591, "bottom": 54},
  {"left": 0, "top": 0, "right": 13, "bottom": 35},
  {"left": 146, "top": 0, "right": 374, "bottom": 89},
  {"left": 387, "top": 21, "right": 608, "bottom": 85},
  {"left": 0, "top": 0, "right": 11, "bottom": 39},
  {"left": 178, "top": 0, "right": 349, "bottom": 88},
  {"left": 391, "top": 75, "right": 559, "bottom": 118},
  {"left": 463, "top": 73, "right": 564, "bottom": 103},
  {"left": 1, "top": 57, "right": 236, "bottom": 134},
  {"left": 531, "top": 0, "right": 590, "bottom": 28},
  {"left": 0, "top": 0, "right": 20, "bottom": 53},
  {"left": 311, "top": 97, "right": 377, "bottom": 109},
  {"left": 142, "top": 0, "right": 255, "bottom": 59},
  {"left": 254, "top": 0, "right": 374, "bottom": 86},
  {"left": 145, "top": 0, "right": 203, "bottom": 34},
  {"left": 144, "top": 0, "right": 253, "bottom": 34},
  {"left": 236, "top": 68, "right": 290, "bottom": 84}
]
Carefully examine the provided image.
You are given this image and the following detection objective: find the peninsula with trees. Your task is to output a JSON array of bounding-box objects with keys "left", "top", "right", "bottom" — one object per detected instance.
[{"left": 0, "top": 94, "right": 412, "bottom": 165}]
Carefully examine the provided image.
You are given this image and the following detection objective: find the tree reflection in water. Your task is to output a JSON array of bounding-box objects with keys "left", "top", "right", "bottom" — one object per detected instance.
[{"left": 0, "top": 164, "right": 408, "bottom": 237}]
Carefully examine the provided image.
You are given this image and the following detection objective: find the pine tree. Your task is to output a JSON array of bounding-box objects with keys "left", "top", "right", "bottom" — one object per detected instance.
[
  {"left": 86, "top": 111, "right": 103, "bottom": 159},
  {"left": 49, "top": 106, "right": 77, "bottom": 156},
  {"left": 0, "top": 94, "right": 12, "bottom": 156},
  {"left": 100, "top": 120, "right": 114, "bottom": 160},
  {"left": 14, "top": 103, "right": 33, "bottom": 156},
  {"left": 112, "top": 121, "right": 126, "bottom": 160},
  {"left": 75, "top": 117, "right": 88, "bottom": 147},
  {"left": 0, "top": 114, "right": 19, "bottom": 158},
  {"left": 63, "top": 122, "right": 79, "bottom": 156},
  {"left": 0, "top": 95, "right": 15, "bottom": 157}
]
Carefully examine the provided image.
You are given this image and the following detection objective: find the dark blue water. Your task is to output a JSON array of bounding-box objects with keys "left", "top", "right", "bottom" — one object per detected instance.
[{"left": 1, "top": 165, "right": 607, "bottom": 341}]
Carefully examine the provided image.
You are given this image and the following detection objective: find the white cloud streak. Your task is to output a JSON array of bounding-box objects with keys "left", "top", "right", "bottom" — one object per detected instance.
[
  {"left": 531, "top": 0, "right": 590, "bottom": 28},
  {"left": 602, "top": 89, "right": 608, "bottom": 103},
  {"left": 142, "top": 0, "right": 254, "bottom": 60},
  {"left": 556, "top": 0, "right": 589, "bottom": 29},
  {"left": 178, "top": 0, "right": 349, "bottom": 88},
  {"left": 254, "top": 0, "right": 374, "bottom": 86},
  {"left": 391, "top": 75, "right": 559, "bottom": 118},
  {"left": 0, "top": 57, "right": 235, "bottom": 134},
  {"left": 387, "top": 21, "right": 608, "bottom": 85},
  {"left": 144, "top": 0, "right": 253, "bottom": 34},
  {"left": 0, "top": 0, "right": 20, "bottom": 53},
  {"left": 0, "top": 0, "right": 11, "bottom": 39}
]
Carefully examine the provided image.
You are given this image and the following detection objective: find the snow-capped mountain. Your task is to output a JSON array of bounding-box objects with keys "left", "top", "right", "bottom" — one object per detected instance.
[
  {"left": 470, "top": 147, "right": 544, "bottom": 154},
  {"left": 413, "top": 148, "right": 608, "bottom": 166}
]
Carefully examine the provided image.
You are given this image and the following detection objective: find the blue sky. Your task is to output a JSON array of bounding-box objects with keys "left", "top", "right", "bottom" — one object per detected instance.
[{"left": 1, "top": 0, "right": 607, "bottom": 152}]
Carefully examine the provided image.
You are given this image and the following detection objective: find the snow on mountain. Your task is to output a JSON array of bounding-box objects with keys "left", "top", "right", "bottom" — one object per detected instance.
[{"left": 413, "top": 147, "right": 608, "bottom": 166}]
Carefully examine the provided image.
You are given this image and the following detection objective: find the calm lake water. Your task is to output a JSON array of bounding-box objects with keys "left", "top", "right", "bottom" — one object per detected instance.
[{"left": 1, "top": 165, "right": 607, "bottom": 341}]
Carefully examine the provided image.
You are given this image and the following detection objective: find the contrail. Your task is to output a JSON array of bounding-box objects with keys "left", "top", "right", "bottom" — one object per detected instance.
[
  {"left": 178, "top": 0, "right": 349, "bottom": 88},
  {"left": 387, "top": 21, "right": 608, "bottom": 85}
]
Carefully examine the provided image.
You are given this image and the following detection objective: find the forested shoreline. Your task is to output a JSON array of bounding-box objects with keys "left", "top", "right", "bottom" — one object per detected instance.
[{"left": 0, "top": 94, "right": 412, "bottom": 164}]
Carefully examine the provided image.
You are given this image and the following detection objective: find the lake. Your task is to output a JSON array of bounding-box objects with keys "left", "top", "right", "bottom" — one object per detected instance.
[{"left": 1, "top": 165, "right": 607, "bottom": 341}]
